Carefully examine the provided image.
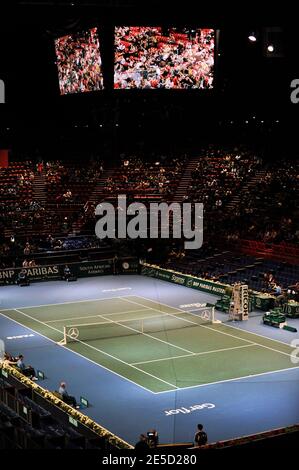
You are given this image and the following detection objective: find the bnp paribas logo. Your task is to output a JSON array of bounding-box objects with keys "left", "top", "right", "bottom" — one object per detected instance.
[{"left": 0, "top": 79, "right": 5, "bottom": 104}]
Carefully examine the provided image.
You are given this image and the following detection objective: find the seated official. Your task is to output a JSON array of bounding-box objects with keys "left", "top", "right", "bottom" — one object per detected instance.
[
  {"left": 16, "top": 354, "right": 38, "bottom": 381},
  {"left": 63, "top": 265, "right": 71, "bottom": 280},
  {"left": 58, "top": 382, "right": 79, "bottom": 409}
]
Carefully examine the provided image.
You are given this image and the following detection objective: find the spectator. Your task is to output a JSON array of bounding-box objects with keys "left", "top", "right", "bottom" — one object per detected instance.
[
  {"left": 134, "top": 434, "right": 150, "bottom": 452},
  {"left": 63, "top": 264, "right": 71, "bottom": 281},
  {"left": 146, "top": 429, "right": 159, "bottom": 448},
  {"left": 1, "top": 352, "right": 17, "bottom": 365},
  {"left": 273, "top": 284, "right": 282, "bottom": 296},
  {"left": 58, "top": 382, "right": 79, "bottom": 409},
  {"left": 194, "top": 424, "right": 208, "bottom": 447},
  {"left": 17, "top": 269, "right": 29, "bottom": 286},
  {"left": 16, "top": 354, "right": 38, "bottom": 381}
]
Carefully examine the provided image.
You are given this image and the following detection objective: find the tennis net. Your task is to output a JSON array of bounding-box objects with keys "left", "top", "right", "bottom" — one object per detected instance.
[{"left": 59, "top": 306, "right": 216, "bottom": 345}]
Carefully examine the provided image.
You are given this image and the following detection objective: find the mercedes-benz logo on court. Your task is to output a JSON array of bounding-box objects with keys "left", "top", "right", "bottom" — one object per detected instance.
[
  {"left": 68, "top": 327, "right": 79, "bottom": 340},
  {"left": 200, "top": 311, "right": 210, "bottom": 320}
]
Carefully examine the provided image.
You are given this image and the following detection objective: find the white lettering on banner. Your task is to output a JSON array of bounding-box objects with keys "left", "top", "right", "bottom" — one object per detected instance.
[
  {"left": 0, "top": 266, "right": 60, "bottom": 281},
  {"left": 25, "top": 266, "right": 59, "bottom": 276},
  {"left": 164, "top": 403, "right": 215, "bottom": 416},
  {"left": 0, "top": 270, "right": 15, "bottom": 280},
  {"left": 171, "top": 274, "right": 185, "bottom": 285}
]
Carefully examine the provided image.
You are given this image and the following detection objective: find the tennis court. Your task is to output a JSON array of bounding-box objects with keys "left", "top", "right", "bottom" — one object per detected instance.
[{"left": 1, "top": 294, "right": 297, "bottom": 393}]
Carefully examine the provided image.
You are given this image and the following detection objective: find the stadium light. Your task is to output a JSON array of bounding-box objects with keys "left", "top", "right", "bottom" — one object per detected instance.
[{"left": 248, "top": 33, "right": 257, "bottom": 42}]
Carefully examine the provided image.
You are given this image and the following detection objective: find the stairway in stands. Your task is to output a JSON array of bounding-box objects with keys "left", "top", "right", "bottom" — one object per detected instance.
[
  {"left": 225, "top": 169, "right": 267, "bottom": 211},
  {"left": 33, "top": 171, "right": 47, "bottom": 205},
  {"left": 89, "top": 168, "right": 115, "bottom": 205},
  {"left": 172, "top": 156, "right": 200, "bottom": 203},
  {"left": 70, "top": 168, "right": 115, "bottom": 235}
]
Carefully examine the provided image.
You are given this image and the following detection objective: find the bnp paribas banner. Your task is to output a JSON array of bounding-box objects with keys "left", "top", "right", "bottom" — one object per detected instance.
[
  {"left": 0, "top": 265, "right": 61, "bottom": 284},
  {"left": 141, "top": 264, "right": 228, "bottom": 296},
  {"left": 0, "top": 258, "right": 139, "bottom": 285}
]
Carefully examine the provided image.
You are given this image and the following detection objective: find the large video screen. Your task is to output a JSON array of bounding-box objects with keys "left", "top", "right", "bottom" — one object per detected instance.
[
  {"left": 55, "top": 27, "right": 104, "bottom": 95},
  {"left": 114, "top": 27, "right": 215, "bottom": 89}
]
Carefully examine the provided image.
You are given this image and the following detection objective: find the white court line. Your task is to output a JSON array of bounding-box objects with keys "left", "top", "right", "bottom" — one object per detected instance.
[
  {"left": 45, "top": 308, "right": 150, "bottom": 324},
  {"left": 131, "top": 343, "right": 257, "bottom": 366},
  {"left": 100, "top": 308, "right": 150, "bottom": 317},
  {"left": 1, "top": 306, "right": 298, "bottom": 395},
  {"left": 0, "top": 294, "right": 141, "bottom": 312},
  {"left": 124, "top": 294, "right": 296, "bottom": 348},
  {"left": 12, "top": 309, "right": 178, "bottom": 390},
  {"left": 0, "top": 310, "right": 156, "bottom": 394},
  {"left": 99, "top": 313, "right": 195, "bottom": 355},
  {"left": 65, "top": 312, "right": 171, "bottom": 328},
  {"left": 153, "top": 365, "right": 299, "bottom": 395},
  {"left": 122, "top": 296, "right": 294, "bottom": 359}
]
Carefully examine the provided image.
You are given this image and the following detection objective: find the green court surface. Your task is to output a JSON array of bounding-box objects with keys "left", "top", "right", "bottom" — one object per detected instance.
[{"left": 1, "top": 295, "right": 297, "bottom": 393}]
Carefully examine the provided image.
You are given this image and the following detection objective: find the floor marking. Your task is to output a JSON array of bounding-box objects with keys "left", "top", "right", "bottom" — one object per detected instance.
[
  {"left": 0, "top": 294, "right": 141, "bottom": 311},
  {"left": 45, "top": 308, "right": 150, "bottom": 324},
  {"left": 1, "top": 306, "right": 298, "bottom": 394},
  {"left": 122, "top": 296, "right": 294, "bottom": 359},
  {"left": 125, "top": 294, "right": 297, "bottom": 348},
  {"left": 99, "top": 313, "right": 195, "bottom": 355},
  {"left": 152, "top": 365, "right": 299, "bottom": 395},
  {"left": 131, "top": 343, "right": 257, "bottom": 365},
  {"left": 65, "top": 312, "right": 171, "bottom": 328},
  {"left": 0, "top": 311, "right": 156, "bottom": 394},
  {"left": 102, "top": 287, "right": 132, "bottom": 292},
  {"left": 1, "top": 291, "right": 298, "bottom": 394},
  {"left": 13, "top": 309, "right": 178, "bottom": 390}
]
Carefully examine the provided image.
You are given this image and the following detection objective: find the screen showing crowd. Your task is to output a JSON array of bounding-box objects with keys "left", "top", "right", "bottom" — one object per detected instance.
[
  {"left": 55, "top": 27, "right": 104, "bottom": 95},
  {"left": 114, "top": 27, "right": 215, "bottom": 89}
]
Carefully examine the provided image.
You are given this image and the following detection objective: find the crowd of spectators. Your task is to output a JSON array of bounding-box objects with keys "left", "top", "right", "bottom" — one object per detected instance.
[
  {"left": 114, "top": 27, "right": 214, "bottom": 89},
  {"left": 45, "top": 160, "right": 104, "bottom": 204},
  {"left": 0, "top": 158, "right": 106, "bottom": 268},
  {"left": 0, "top": 162, "right": 34, "bottom": 201},
  {"left": 105, "top": 155, "right": 187, "bottom": 196},
  {"left": 55, "top": 27, "right": 103, "bottom": 95},
  {"left": 186, "top": 145, "right": 263, "bottom": 211},
  {"left": 212, "top": 159, "right": 299, "bottom": 245},
  {"left": 0, "top": 233, "right": 105, "bottom": 269},
  {"left": 0, "top": 149, "right": 298, "bottom": 277}
]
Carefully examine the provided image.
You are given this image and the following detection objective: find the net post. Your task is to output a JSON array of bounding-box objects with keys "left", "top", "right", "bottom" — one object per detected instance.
[
  {"left": 212, "top": 306, "right": 221, "bottom": 324},
  {"left": 57, "top": 327, "right": 67, "bottom": 345}
]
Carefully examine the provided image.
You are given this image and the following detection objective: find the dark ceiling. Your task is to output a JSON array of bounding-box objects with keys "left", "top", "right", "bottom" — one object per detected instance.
[{"left": 0, "top": 1, "right": 298, "bottom": 158}]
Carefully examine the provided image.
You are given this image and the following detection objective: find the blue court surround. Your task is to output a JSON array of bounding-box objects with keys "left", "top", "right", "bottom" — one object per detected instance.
[{"left": 1, "top": 275, "right": 299, "bottom": 446}]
